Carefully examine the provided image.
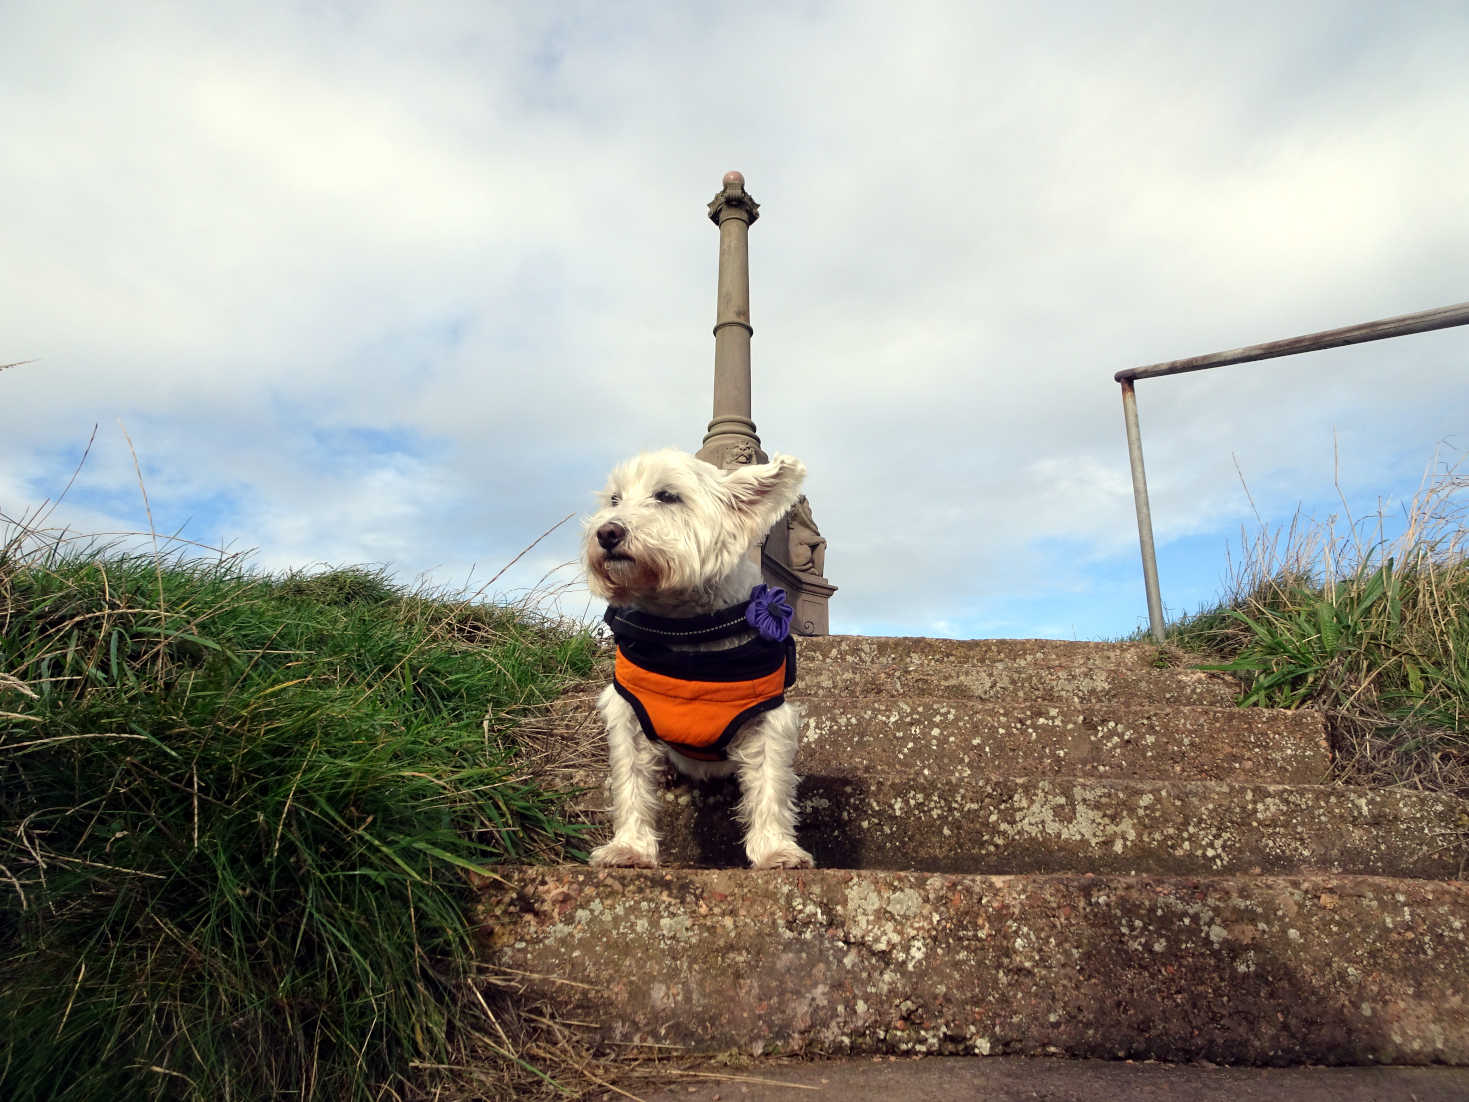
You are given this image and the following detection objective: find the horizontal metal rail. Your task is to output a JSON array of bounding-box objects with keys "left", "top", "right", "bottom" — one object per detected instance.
[{"left": 1118, "top": 299, "right": 1469, "bottom": 642}]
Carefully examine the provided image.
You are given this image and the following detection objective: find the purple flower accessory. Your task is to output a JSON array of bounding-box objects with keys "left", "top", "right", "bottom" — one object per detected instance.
[{"left": 745, "top": 584, "right": 793, "bottom": 641}]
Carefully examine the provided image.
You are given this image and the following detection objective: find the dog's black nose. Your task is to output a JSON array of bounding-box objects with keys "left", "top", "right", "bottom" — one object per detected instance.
[{"left": 596, "top": 522, "right": 627, "bottom": 551}]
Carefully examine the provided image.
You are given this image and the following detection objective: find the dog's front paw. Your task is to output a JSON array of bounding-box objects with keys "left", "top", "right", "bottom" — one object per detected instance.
[
  {"left": 590, "top": 840, "right": 659, "bottom": 868},
  {"left": 750, "top": 842, "right": 815, "bottom": 870}
]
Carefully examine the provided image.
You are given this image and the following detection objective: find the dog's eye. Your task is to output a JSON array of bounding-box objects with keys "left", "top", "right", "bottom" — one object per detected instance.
[
  {"left": 653, "top": 489, "right": 681, "bottom": 505},
  {"left": 608, "top": 493, "right": 621, "bottom": 506}
]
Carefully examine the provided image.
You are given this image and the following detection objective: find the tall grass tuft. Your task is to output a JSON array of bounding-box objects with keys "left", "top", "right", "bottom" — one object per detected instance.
[
  {"left": 1164, "top": 452, "right": 1467, "bottom": 794},
  {"left": 0, "top": 524, "right": 598, "bottom": 1100}
]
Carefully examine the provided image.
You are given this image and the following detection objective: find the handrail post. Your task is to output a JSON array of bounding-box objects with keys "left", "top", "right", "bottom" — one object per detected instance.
[
  {"left": 1112, "top": 299, "right": 1469, "bottom": 639},
  {"left": 1120, "top": 379, "right": 1165, "bottom": 642}
]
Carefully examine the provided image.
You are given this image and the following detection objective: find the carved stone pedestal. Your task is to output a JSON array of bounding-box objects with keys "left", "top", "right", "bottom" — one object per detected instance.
[
  {"left": 761, "top": 494, "right": 836, "bottom": 636},
  {"left": 761, "top": 553, "right": 837, "bottom": 636}
]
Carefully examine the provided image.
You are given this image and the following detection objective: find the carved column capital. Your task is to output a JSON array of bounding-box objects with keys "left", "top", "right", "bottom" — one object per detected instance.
[{"left": 707, "top": 170, "right": 760, "bottom": 226}]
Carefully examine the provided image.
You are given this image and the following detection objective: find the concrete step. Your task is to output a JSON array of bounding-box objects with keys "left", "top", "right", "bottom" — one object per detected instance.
[
  {"left": 480, "top": 867, "right": 1469, "bottom": 1065},
  {"left": 578, "top": 773, "right": 1467, "bottom": 878},
  {"left": 797, "top": 636, "right": 1238, "bottom": 707},
  {"left": 562, "top": 637, "right": 1242, "bottom": 708},
  {"left": 546, "top": 693, "right": 1315, "bottom": 784},
  {"left": 795, "top": 658, "right": 1239, "bottom": 708},
  {"left": 798, "top": 636, "right": 1167, "bottom": 668},
  {"left": 796, "top": 697, "right": 1328, "bottom": 784}
]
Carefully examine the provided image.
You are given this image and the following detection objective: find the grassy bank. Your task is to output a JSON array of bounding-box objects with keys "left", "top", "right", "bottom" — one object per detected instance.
[
  {"left": 0, "top": 537, "right": 598, "bottom": 1100},
  {"left": 1160, "top": 457, "right": 1467, "bottom": 795}
]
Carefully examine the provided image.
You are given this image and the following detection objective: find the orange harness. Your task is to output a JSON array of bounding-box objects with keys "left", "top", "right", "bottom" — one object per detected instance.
[{"left": 604, "top": 598, "right": 797, "bottom": 762}]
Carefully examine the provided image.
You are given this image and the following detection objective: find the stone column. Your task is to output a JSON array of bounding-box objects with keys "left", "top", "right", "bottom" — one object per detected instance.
[
  {"left": 692, "top": 170, "right": 837, "bottom": 633},
  {"left": 696, "top": 171, "right": 766, "bottom": 468}
]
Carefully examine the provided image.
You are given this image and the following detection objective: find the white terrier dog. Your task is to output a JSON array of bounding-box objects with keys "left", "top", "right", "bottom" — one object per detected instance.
[{"left": 582, "top": 448, "right": 814, "bottom": 870}]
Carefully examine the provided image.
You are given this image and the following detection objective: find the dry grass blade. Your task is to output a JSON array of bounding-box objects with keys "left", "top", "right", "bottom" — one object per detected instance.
[
  {"left": 117, "top": 421, "right": 169, "bottom": 685},
  {"left": 660, "top": 1067, "right": 826, "bottom": 1090},
  {"left": 0, "top": 672, "right": 39, "bottom": 697}
]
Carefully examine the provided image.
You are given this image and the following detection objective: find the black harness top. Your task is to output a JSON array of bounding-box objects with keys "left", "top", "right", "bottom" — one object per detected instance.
[{"left": 604, "top": 598, "right": 798, "bottom": 762}]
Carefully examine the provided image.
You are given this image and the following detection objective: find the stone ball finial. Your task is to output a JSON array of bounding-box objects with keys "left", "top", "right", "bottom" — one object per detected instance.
[{"left": 708, "top": 170, "right": 758, "bottom": 224}]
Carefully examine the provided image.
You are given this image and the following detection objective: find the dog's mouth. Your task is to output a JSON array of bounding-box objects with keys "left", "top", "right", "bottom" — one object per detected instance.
[{"left": 602, "top": 550, "right": 634, "bottom": 564}]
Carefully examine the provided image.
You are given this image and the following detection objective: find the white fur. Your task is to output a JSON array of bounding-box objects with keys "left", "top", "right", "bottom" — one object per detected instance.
[{"left": 583, "top": 449, "right": 814, "bottom": 870}]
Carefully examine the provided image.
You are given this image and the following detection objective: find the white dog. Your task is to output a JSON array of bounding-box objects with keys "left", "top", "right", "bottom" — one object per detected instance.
[{"left": 581, "top": 448, "right": 814, "bottom": 870}]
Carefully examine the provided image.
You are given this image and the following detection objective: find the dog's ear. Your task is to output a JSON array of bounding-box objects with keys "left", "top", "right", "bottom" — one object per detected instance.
[{"left": 723, "top": 454, "right": 807, "bottom": 540}]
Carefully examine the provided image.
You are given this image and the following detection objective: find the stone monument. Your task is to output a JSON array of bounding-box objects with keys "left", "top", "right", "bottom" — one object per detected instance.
[{"left": 695, "top": 171, "right": 836, "bottom": 635}]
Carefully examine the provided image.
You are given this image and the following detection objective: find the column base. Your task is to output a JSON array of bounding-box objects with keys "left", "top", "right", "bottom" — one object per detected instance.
[{"left": 696, "top": 419, "right": 766, "bottom": 469}]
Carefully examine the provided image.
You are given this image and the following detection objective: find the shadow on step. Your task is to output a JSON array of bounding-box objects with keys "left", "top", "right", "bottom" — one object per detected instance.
[
  {"left": 661, "top": 773, "right": 872, "bottom": 869},
  {"left": 650, "top": 769, "right": 1469, "bottom": 877}
]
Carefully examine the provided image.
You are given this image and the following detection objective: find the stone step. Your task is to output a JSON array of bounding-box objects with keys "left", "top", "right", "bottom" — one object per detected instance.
[
  {"left": 795, "top": 697, "right": 1328, "bottom": 784},
  {"left": 795, "top": 658, "right": 1239, "bottom": 708},
  {"left": 547, "top": 691, "right": 1298, "bottom": 783},
  {"left": 577, "top": 773, "right": 1467, "bottom": 879},
  {"left": 562, "top": 638, "right": 1242, "bottom": 709},
  {"left": 479, "top": 867, "right": 1469, "bottom": 1065},
  {"left": 798, "top": 636, "right": 1165, "bottom": 668}
]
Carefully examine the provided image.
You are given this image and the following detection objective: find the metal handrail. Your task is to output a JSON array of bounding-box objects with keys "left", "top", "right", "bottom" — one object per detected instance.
[{"left": 1117, "top": 299, "right": 1469, "bottom": 642}]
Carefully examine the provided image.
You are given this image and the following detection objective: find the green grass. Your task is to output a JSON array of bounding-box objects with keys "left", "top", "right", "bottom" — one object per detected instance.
[
  {"left": 0, "top": 535, "right": 599, "bottom": 1100},
  {"left": 1159, "top": 455, "right": 1467, "bottom": 794}
]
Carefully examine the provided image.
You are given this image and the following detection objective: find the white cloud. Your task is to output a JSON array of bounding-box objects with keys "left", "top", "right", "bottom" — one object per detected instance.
[{"left": 3, "top": 1, "right": 1466, "bottom": 637}]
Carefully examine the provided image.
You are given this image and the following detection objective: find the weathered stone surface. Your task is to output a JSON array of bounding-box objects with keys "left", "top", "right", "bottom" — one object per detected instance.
[
  {"left": 580, "top": 773, "right": 1468, "bottom": 878},
  {"left": 549, "top": 638, "right": 1241, "bottom": 721},
  {"left": 548, "top": 694, "right": 1328, "bottom": 784},
  {"left": 799, "top": 636, "right": 1167, "bottom": 668},
  {"left": 796, "top": 659, "right": 1240, "bottom": 707},
  {"left": 480, "top": 867, "right": 1469, "bottom": 1065},
  {"left": 554, "top": 640, "right": 1242, "bottom": 712},
  {"left": 796, "top": 697, "right": 1329, "bottom": 784},
  {"left": 503, "top": 633, "right": 1469, "bottom": 1069}
]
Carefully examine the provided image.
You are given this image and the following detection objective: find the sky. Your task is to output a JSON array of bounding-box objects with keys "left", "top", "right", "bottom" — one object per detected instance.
[{"left": 3, "top": 0, "right": 1466, "bottom": 640}]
